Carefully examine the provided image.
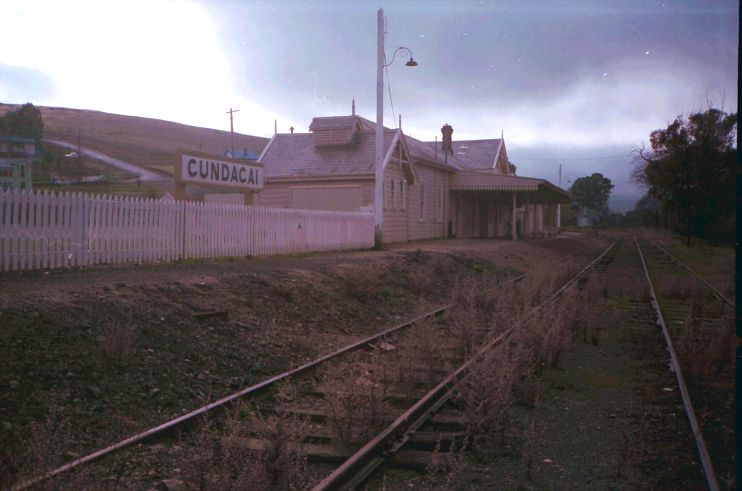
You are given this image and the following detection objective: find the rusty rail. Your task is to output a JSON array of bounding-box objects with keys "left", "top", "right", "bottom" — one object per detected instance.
[
  {"left": 636, "top": 240, "right": 720, "bottom": 491},
  {"left": 312, "top": 239, "right": 619, "bottom": 490}
]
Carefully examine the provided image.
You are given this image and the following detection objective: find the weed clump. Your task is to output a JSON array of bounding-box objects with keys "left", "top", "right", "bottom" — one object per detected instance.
[
  {"left": 99, "top": 320, "right": 140, "bottom": 364},
  {"left": 181, "top": 403, "right": 310, "bottom": 490}
]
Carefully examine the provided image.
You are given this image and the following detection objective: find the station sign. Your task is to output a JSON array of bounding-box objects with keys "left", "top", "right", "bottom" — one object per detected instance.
[{"left": 175, "top": 150, "right": 263, "bottom": 191}]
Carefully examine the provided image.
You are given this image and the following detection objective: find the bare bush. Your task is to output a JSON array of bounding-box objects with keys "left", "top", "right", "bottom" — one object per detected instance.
[
  {"left": 406, "top": 262, "right": 437, "bottom": 295},
  {"left": 447, "top": 278, "right": 483, "bottom": 359},
  {"left": 181, "top": 403, "right": 310, "bottom": 491},
  {"left": 99, "top": 321, "right": 139, "bottom": 363},
  {"left": 394, "top": 316, "right": 447, "bottom": 388},
  {"left": 321, "top": 363, "right": 395, "bottom": 449},
  {"left": 424, "top": 433, "right": 469, "bottom": 490},
  {"left": 456, "top": 342, "right": 522, "bottom": 437},
  {"left": 677, "top": 303, "right": 735, "bottom": 382},
  {"left": 340, "top": 264, "right": 381, "bottom": 302},
  {"left": 9, "top": 417, "right": 99, "bottom": 490}
]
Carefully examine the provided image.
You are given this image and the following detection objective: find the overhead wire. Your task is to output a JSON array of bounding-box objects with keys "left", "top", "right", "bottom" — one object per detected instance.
[{"left": 512, "top": 153, "right": 633, "bottom": 161}]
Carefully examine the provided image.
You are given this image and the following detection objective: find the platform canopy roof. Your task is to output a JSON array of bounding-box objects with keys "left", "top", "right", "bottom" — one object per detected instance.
[{"left": 451, "top": 170, "right": 572, "bottom": 204}]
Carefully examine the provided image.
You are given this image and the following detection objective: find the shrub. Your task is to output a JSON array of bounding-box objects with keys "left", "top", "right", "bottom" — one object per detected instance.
[{"left": 99, "top": 321, "right": 139, "bottom": 364}]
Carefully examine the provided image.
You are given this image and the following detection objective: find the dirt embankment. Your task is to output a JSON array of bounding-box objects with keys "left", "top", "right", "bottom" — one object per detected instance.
[{"left": 0, "top": 236, "right": 594, "bottom": 484}]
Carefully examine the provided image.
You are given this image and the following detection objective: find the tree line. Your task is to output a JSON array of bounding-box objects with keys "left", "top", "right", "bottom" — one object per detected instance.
[
  {"left": 633, "top": 107, "right": 737, "bottom": 245},
  {"left": 0, "top": 102, "right": 44, "bottom": 140}
]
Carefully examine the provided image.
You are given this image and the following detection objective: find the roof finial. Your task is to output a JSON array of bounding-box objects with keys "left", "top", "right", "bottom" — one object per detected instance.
[
  {"left": 274, "top": 119, "right": 277, "bottom": 135},
  {"left": 290, "top": 126, "right": 294, "bottom": 134},
  {"left": 399, "top": 114, "right": 402, "bottom": 130},
  {"left": 352, "top": 97, "right": 356, "bottom": 116},
  {"left": 501, "top": 129, "right": 504, "bottom": 140}
]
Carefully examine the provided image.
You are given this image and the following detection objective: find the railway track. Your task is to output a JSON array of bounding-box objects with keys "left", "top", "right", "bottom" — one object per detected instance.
[
  {"left": 14, "top": 238, "right": 733, "bottom": 490},
  {"left": 636, "top": 239, "right": 734, "bottom": 490},
  {"left": 311, "top": 240, "right": 619, "bottom": 490},
  {"left": 12, "top": 244, "right": 605, "bottom": 490},
  {"left": 313, "top": 238, "right": 734, "bottom": 490}
]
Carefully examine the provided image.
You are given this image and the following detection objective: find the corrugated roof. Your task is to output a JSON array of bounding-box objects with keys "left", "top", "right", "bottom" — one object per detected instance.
[{"left": 452, "top": 170, "right": 571, "bottom": 202}]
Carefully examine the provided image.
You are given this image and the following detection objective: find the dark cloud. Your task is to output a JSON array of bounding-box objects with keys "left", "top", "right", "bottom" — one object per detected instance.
[{"left": 202, "top": 1, "right": 738, "bottom": 203}]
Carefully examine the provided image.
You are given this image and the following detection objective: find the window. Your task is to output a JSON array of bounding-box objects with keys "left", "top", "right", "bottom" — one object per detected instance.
[
  {"left": 436, "top": 184, "right": 444, "bottom": 222},
  {"left": 418, "top": 181, "right": 425, "bottom": 220},
  {"left": 398, "top": 179, "right": 406, "bottom": 210},
  {"left": 384, "top": 179, "right": 394, "bottom": 210}
]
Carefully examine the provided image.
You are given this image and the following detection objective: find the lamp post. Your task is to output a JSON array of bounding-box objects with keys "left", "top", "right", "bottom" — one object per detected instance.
[{"left": 375, "top": 7, "right": 417, "bottom": 249}]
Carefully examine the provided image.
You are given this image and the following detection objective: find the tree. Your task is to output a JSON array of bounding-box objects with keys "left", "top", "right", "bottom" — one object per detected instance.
[
  {"left": 634, "top": 193, "right": 661, "bottom": 228},
  {"left": 0, "top": 102, "right": 44, "bottom": 140},
  {"left": 633, "top": 107, "right": 737, "bottom": 245},
  {"left": 569, "top": 173, "right": 614, "bottom": 218}
]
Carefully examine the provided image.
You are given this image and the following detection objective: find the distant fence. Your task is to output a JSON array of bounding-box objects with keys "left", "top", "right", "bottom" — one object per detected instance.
[{"left": 0, "top": 189, "right": 374, "bottom": 271}]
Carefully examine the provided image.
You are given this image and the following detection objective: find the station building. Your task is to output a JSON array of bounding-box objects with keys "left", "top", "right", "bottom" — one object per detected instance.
[{"left": 256, "top": 112, "right": 570, "bottom": 243}]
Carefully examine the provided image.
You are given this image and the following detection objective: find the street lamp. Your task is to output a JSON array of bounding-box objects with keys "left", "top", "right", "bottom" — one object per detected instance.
[{"left": 375, "top": 7, "right": 417, "bottom": 249}]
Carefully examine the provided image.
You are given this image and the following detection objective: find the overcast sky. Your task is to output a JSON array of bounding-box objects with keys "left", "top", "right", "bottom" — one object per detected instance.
[{"left": 0, "top": 0, "right": 737, "bottom": 209}]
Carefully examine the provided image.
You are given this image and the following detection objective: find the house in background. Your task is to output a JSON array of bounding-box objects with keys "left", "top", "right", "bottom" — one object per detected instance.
[
  {"left": 0, "top": 135, "right": 36, "bottom": 191},
  {"left": 257, "top": 108, "right": 570, "bottom": 243},
  {"left": 576, "top": 208, "right": 600, "bottom": 228}
]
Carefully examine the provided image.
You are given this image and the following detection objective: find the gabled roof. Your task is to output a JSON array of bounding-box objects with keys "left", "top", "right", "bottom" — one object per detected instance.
[
  {"left": 260, "top": 130, "right": 398, "bottom": 179},
  {"left": 404, "top": 136, "right": 464, "bottom": 170},
  {"left": 422, "top": 139, "right": 503, "bottom": 171},
  {"left": 260, "top": 115, "right": 463, "bottom": 179}
]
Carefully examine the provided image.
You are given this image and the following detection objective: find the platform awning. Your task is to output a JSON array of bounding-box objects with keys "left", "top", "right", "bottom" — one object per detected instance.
[{"left": 451, "top": 170, "right": 572, "bottom": 204}]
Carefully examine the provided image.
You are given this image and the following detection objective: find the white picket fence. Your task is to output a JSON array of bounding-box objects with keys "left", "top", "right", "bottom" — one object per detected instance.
[{"left": 0, "top": 188, "right": 374, "bottom": 271}]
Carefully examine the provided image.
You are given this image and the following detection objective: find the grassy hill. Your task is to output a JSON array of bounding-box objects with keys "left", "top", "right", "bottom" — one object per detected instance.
[{"left": 0, "top": 103, "right": 270, "bottom": 177}]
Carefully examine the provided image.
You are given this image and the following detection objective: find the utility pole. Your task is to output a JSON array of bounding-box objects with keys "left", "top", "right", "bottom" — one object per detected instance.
[
  {"left": 375, "top": 8, "right": 384, "bottom": 249},
  {"left": 557, "top": 163, "right": 562, "bottom": 230},
  {"left": 226, "top": 108, "right": 240, "bottom": 157}
]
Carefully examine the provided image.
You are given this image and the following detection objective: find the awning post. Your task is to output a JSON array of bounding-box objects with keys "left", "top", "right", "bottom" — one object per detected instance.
[{"left": 512, "top": 191, "right": 517, "bottom": 241}]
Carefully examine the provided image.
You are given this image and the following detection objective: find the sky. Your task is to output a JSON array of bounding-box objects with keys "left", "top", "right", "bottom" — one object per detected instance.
[{"left": 0, "top": 0, "right": 738, "bottom": 210}]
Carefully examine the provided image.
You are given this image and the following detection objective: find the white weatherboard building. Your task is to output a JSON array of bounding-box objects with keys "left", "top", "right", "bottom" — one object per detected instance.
[{"left": 256, "top": 113, "right": 570, "bottom": 243}]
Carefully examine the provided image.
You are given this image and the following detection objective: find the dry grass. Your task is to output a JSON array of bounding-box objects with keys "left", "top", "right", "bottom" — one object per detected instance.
[
  {"left": 424, "top": 433, "right": 469, "bottom": 490},
  {"left": 394, "top": 313, "right": 449, "bottom": 389},
  {"left": 340, "top": 264, "right": 382, "bottom": 302},
  {"left": 676, "top": 302, "right": 736, "bottom": 383},
  {"left": 6, "top": 417, "right": 100, "bottom": 491},
  {"left": 0, "top": 103, "right": 268, "bottom": 174},
  {"left": 454, "top": 267, "right": 587, "bottom": 443},
  {"left": 99, "top": 321, "right": 140, "bottom": 364},
  {"left": 320, "top": 361, "right": 395, "bottom": 450},
  {"left": 180, "top": 402, "right": 310, "bottom": 490}
]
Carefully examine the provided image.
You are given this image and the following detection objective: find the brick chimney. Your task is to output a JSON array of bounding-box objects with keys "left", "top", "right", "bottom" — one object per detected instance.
[{"left": 441, "top": 124, "right": 453, "bottom": 154}]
